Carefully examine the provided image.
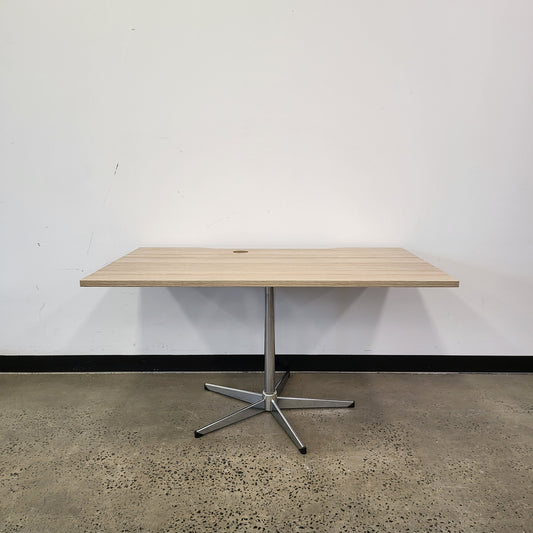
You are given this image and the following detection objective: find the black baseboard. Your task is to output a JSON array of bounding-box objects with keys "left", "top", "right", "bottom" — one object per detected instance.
[{"left": 1, "top": 355, "right": 532, "bottom": 373}]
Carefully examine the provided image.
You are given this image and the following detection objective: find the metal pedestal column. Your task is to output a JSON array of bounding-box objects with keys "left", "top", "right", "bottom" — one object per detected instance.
[{"left": 194, "top": 287, "right": 355, "bottom": 454}]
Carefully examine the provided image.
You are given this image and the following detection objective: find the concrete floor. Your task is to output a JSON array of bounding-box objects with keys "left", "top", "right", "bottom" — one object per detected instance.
[{"left": 1, "top": 373, "right": 532, "bottom": 533}]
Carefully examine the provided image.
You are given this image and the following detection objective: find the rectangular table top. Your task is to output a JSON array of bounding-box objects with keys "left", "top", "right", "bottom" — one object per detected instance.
[{"left": 80, "top": 247, "right": 459, "bottom": 288}]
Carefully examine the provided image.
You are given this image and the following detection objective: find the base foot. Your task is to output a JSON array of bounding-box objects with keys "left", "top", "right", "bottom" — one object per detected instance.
[{"left": 196, "top": 373, "right": 354, "bottom": 454}]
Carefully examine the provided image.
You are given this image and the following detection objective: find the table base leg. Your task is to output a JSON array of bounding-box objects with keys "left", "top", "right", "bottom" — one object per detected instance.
[
  {"left": 194, "top": 288, "right": 354, "bottom": 454},
  {"left": 194, "top": 370, "right": 354, "bottom": 454},
  {"left": 203, "top": 383, "right": 262, "bottom": 404}
]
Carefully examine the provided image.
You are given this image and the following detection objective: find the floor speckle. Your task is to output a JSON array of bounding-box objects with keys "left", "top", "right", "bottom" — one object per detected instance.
[{"left": 0, "top": 373, "right": 532, "bottom": 532}]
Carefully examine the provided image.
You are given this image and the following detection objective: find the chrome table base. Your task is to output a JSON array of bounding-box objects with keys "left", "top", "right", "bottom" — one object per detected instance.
[
  {"left": 195, "top": 370, "right": 354, "bottom": 454},
  {"left": 194, "top": 287, "right": 355, "bottom": 454}
]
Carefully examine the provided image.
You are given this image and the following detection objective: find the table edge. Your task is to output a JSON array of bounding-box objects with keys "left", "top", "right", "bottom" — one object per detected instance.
[{"left": 80, "top": 279, "right": 460, "bottom": 288}]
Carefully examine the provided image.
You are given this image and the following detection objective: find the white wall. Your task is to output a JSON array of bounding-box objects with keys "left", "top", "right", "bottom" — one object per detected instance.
[{"left": 1, "top": 0, "right": 532, "bottom": 356}]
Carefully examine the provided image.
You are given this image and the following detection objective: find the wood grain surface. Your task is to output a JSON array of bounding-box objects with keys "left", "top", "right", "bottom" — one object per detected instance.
[{"left": 80, "top": 248, "right": 459, "bottom": 288}]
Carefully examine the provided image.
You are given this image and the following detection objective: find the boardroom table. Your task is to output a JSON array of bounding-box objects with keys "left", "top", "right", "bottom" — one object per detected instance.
[{"left": 81, "top": 247, "right": 458, "bottom": 454}]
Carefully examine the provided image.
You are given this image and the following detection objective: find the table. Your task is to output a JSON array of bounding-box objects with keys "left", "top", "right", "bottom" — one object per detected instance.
[{"left": 81, "top": 247, "right": 458, "bottom": 453}]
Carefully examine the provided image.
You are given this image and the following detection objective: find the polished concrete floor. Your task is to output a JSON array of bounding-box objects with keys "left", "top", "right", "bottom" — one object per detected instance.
[{"left": 1, "top": 372, "right": 532, "bottom": 533}]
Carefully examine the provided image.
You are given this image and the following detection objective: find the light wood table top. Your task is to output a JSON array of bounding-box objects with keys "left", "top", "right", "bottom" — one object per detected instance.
[{"left": 80, "top": 247, "right": 459, "bottom": 288}]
